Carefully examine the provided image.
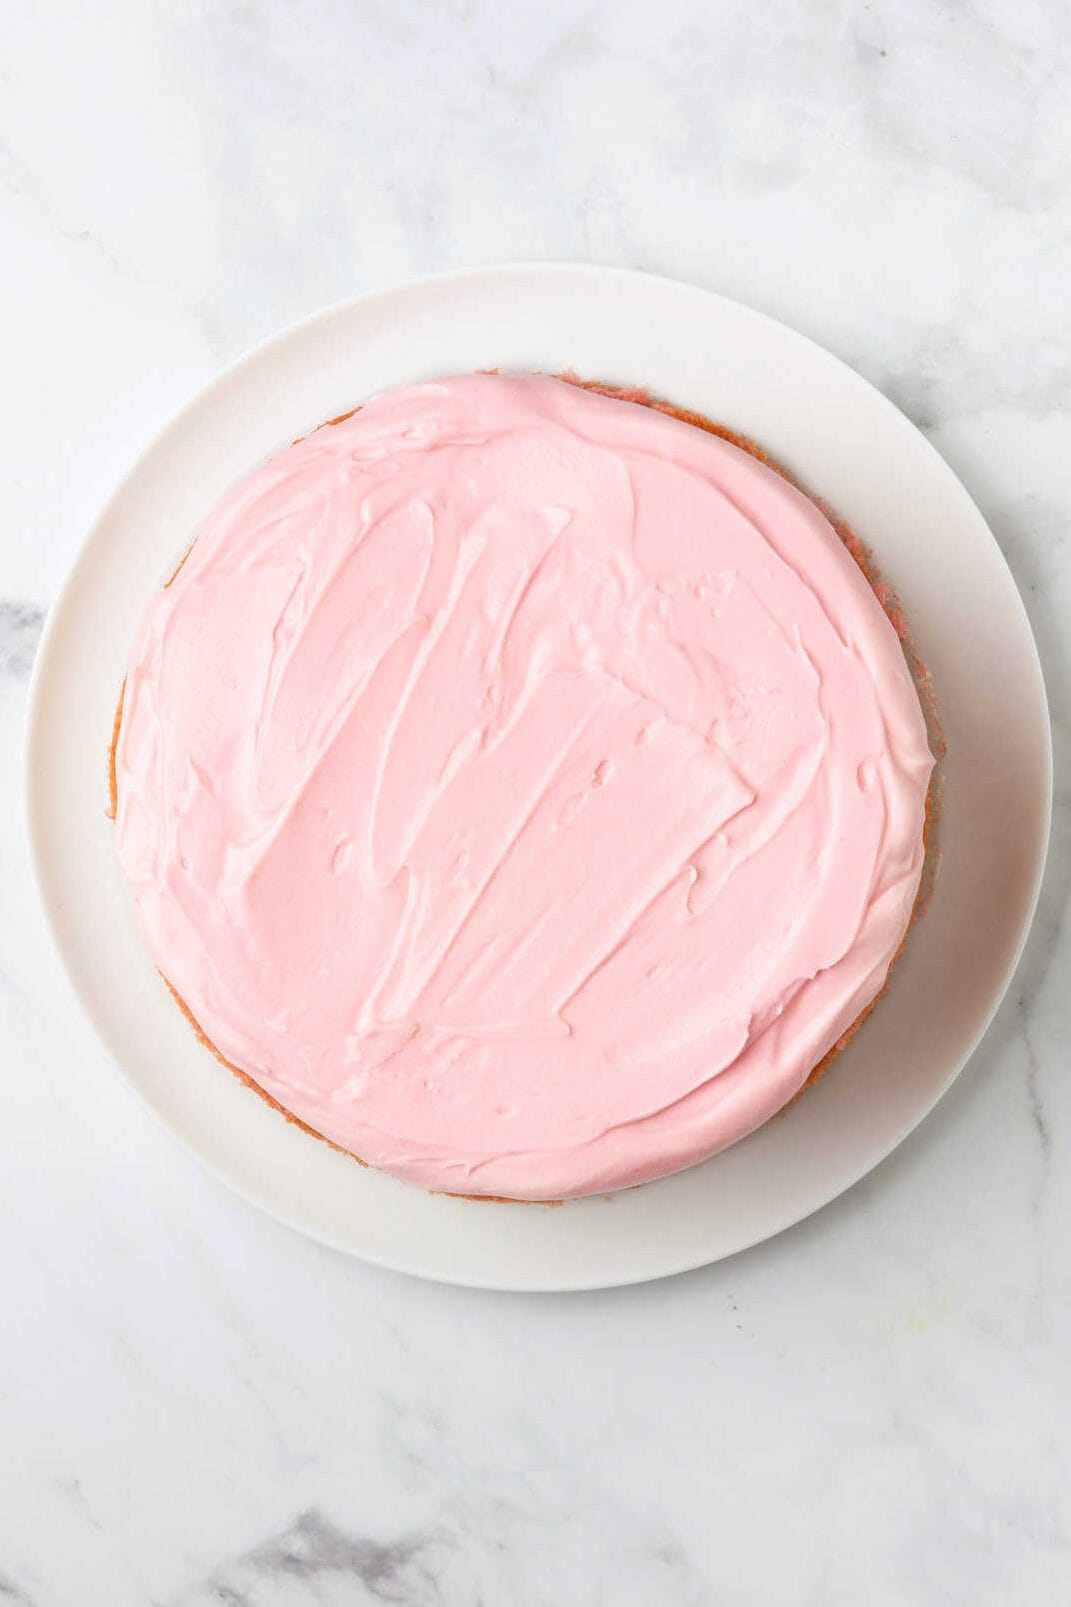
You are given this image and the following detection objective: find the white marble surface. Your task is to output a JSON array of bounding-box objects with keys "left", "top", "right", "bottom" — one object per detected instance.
[{"left": 2, "top": 2, "right": 1069, "bottom": 1601}]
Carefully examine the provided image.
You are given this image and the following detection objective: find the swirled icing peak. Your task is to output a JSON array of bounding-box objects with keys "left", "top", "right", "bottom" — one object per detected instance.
[{"left": 115, "top": 374, "right": 933, "bottom": 1199}]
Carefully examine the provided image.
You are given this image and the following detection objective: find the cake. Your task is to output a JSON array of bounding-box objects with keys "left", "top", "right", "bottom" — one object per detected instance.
[{"left": 112, "top": 373, "right": 935, "bottom": 1201}]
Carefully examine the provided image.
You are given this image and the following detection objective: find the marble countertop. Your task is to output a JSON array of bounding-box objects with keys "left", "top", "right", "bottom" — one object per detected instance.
[{"left": 2, "top": 3, "right": 1068, "bottom": 1602}]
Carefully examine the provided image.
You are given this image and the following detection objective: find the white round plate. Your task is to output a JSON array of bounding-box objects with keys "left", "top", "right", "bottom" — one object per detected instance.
[{"left": 26, "top": 265, "right": 1051, "bottom": 1291}]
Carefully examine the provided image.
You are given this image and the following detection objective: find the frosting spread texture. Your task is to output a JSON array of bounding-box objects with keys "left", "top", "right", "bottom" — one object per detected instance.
[{"left": 115, "top": 374, "right": 934, "bottom": 1199}]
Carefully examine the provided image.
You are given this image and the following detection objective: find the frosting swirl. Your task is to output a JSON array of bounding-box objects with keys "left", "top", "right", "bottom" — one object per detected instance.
[{"left": 115, "top": 374, "right": 934, "bottom": 1198}]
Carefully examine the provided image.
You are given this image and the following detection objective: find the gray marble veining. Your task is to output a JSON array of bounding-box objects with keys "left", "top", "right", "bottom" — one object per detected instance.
[
  {"left": 177, "top": 1512, "right": 450, "bottom": 1607},
  {"left": 0, "top": 601, "right": 43, "bottom": 679}
]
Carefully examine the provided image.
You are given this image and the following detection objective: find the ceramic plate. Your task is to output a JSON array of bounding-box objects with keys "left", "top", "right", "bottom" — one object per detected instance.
[{"left": 26, "top": 265, "right": 1051, "bottom": 1290}]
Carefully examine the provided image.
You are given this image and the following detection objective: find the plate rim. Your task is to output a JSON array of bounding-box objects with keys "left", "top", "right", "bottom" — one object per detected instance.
[{"left": 24, "top": 261, "right": 1054, "bottom": 1290}]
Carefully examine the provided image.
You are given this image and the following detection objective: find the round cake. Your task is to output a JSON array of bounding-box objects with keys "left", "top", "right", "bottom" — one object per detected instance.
[{"left": 113, "top": 373, "right": 935, "bottom": 1200}]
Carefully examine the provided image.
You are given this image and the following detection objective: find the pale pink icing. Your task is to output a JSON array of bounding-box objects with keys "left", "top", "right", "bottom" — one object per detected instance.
[{"left": 115, "top": 374, "right": 934, "bottom": 1200}]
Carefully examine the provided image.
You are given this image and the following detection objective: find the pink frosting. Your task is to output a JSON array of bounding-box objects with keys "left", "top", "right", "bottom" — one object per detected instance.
[{"left": 115, "top": 374, "right": 933, "bottom": 1199}]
